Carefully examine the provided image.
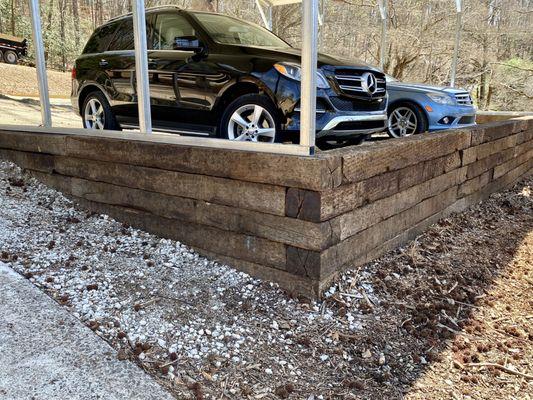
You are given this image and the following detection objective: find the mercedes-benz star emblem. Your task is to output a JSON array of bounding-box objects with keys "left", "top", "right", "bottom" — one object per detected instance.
[{"left": 361, "top": 72, "right": 377, "bottom": 95}]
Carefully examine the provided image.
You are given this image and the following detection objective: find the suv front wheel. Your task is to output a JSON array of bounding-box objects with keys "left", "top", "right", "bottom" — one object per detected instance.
[
  {"left": 82, "top": 91, "right": 119, "bottom": 131},
  {"left": 219, "top": 94, "right": 279, "bottom": 143}
]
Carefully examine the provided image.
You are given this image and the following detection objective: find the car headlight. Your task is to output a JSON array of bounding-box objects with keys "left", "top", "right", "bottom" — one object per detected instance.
[
  {"left": 274, "top": 62, "right": 330, "bottom": 89},
  {"left": 426, "top": 93, "right": 455, "bottom": 105}
]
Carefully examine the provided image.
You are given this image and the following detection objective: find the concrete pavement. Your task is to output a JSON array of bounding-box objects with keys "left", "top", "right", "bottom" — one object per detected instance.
[{"left": 0, "top": 262, "right": 175, "bottom": 400}]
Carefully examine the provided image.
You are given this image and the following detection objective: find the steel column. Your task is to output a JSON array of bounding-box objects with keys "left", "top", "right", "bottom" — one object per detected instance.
[
  {"left": 131, "top": 0, "right": 152, "bottom": 133},
  {"left": 28, "top": 0, "right": 52, "bottom": 127},
  {"left": 450, "top": 0, "right": 463, "bottom": 87},
  {"left": 299, "top": 0, "right": 318, "bottom": 152}
]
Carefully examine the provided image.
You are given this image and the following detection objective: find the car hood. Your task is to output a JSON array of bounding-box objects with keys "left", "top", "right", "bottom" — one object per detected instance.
[
  {"left": 234, "top": 45, "right": 382, "bottom": 72},
  {"left": 388, "top": 81, "right": 469, "bottom": 94}
]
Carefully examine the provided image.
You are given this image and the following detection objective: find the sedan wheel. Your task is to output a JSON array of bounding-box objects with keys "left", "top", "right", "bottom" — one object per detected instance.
[
  {"left": 227, "top": 104, "right": 276, "bottom": 143},
  {"left": 84, "top": 98, "right": 105, "bottom": 130},
  {"left": 388, "top": 106, "right": 418, "bottom": 138}
]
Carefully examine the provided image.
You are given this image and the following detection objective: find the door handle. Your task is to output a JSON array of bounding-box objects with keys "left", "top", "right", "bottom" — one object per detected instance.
[{"left": 99, "top": 59, "right": 108, "bottom": 67}]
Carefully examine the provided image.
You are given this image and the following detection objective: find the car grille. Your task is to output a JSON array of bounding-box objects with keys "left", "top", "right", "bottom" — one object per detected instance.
[
  {"left": 329, "top": 96, "right": 386, "bottom": 112},
  {"left": 455, "top": 93, "right": 473, "bottom": 106},
  {"left": 333, "top": 69, "right": 386, "bottom": 98}
]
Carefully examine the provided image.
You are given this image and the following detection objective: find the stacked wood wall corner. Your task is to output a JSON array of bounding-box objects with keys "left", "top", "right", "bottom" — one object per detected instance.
[{"left": 0, "top": 117, "right": 531, "bottom": 298}]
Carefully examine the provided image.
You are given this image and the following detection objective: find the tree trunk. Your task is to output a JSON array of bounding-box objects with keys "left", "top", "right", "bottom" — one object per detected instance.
[
  {"left": 11, "top": 0, "right": 16, "bottom": 35},
  {"left": 59, "top": 0, "right": 67, "bottom": 71},
  {"left": 72, "top": 0, "right": 80, "bottom": 47}
]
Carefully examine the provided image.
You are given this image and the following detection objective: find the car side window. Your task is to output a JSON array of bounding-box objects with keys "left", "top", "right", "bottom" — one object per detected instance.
[
  {"left": 83, "top": 22, "right": 120, "bottom": 54},
  {"left": 107, "top": 19, "right": 134, "bottom": 51},
  {"left": 151, "top": 13, "right": 197, "bottom": 50}
]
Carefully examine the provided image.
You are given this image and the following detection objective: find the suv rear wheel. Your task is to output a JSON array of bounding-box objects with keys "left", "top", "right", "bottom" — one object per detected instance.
[
  {"left": 387, "top": 103, "right": 427, "bottom": 138},
  {"left": 219, "top": 94, "right": 279, "bottom": 143},
  {"left": 82, "top": 91, "right": 119, "bottom": 130}
]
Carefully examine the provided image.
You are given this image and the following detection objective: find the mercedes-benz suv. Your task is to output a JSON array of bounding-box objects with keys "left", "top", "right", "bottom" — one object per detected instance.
[{"left": 72, "top": 6, "right": 387, "bottom": 144}]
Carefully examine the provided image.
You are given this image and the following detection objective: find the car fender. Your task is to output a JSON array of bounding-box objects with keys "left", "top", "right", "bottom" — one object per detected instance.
[
  {"left": 77, "top": 78, "right": 114, "bottom": 112},
  {"left": 387, "top": 96, "right": 430, "bottom": 121},
  {"left": 213, "top": 75, "right": 279, "bottom": 111}
]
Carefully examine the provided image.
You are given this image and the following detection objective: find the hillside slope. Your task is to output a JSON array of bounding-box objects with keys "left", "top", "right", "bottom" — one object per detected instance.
[{"left": 0, "top": 63, "right": 70, "bottom": 98}]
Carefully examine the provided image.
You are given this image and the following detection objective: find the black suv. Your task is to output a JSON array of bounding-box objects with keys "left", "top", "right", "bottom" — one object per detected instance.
[{"left": 72, "top": 6, "right": 387, "bottom": 144}]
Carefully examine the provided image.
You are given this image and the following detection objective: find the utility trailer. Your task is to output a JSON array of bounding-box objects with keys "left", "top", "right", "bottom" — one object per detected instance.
[{"left": 0, "top": 33, "right": 27, "bottom": 64}]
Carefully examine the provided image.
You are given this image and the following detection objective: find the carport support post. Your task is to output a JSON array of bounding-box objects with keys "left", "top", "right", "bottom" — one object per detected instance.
[
  {"left": 132, "top": 0, "right": 152, "bottom": 133},
  {"left": 379, "top": 0, "right": 387, "bottom": 71},
  {"left": 29, "top": 0, "right": 52, "bottom": 128},
  {"left": 300, "top": 0, "right": 318, "bottom": 153},
  {"left": 450, "top": 0, "right": 462, "bottom": 87}
]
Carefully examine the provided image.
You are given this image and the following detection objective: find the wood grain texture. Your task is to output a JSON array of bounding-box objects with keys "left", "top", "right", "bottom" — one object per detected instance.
[
  {"left": 0, "top": 130, "right": 67, "bottom": 155},
  {"left": 64, "top": 135, "right": 342, "bottom": 191},
  {"left": 67, "top": 195, "right": 288, "bottom": 270},
  {"left": 32, "top": 171, "right": 334, "bottom": 251},
  {"left": 336, "top": 130, "right": 470, "bottom": 183},
  {"left": 52, "top": 156, "right": 286, "bottom": 216}
]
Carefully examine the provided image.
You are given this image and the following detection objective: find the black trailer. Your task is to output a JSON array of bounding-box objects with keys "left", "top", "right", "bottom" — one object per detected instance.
[{"left": 0, "top": 33, "right": 27, "bottom": 64}]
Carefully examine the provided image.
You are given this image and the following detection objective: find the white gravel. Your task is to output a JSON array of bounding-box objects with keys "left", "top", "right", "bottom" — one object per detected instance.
[{"left": 0, "top": 160, "right": 379, "bottom": 398}]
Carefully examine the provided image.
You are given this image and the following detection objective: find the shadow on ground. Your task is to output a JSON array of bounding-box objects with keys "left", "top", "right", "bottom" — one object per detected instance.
[{"left": 296, "top": 178, "right": 532, "bottom": 399}]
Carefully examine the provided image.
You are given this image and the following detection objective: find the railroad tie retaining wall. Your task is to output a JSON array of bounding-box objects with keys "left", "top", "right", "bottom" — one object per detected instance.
[{"left": 0, "top": 117, "right": 532, "bottom": 298}]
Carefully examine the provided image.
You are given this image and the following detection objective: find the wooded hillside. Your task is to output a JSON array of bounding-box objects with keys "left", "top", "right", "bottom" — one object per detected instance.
[{"left": 0, "top": 0, "right": 531, "bottom": 111}]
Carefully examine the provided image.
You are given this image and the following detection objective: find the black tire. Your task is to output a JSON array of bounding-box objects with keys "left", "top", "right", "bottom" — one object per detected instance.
[
  {"left": 218, "top": 94, "right": 280, "bottom": 143},
  {"left": 387, "top": 102, "right": 428, "bottom": 138},
  {"left": 4, "top": 50, "right": 18, "bottom": 65},
  {"left": 81, "top": 91, "right": 120, "bottom": 130},
  {"left": 0, "top": 50, "right": 4, "bottom": 63}
]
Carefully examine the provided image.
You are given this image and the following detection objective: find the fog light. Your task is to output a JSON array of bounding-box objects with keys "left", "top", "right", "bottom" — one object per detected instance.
[{"left": 438, "top": 116, "right": 455, "bottom": 125}]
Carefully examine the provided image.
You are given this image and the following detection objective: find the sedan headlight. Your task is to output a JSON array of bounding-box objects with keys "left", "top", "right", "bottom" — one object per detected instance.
[
  {"left": 274, "top": 62, "right": 330, "bottom": 89},
  {"left": 426, "top": 93, "right": 455, "bottom": 105}
]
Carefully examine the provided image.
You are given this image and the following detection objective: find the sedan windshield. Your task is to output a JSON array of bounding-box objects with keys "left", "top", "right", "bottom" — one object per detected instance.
[{"left": 193, "top": 13, "right": 289, "bottom": 48}]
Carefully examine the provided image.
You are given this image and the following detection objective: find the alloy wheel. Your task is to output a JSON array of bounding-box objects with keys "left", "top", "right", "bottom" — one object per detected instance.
[
  {"left": 84, "top": 98, "right": 105, "bottom": 130},
  {"left": 388, "top": 106, "right": 418, "bottom": 137},
  {"left": 227, "top": 104, "right": 276, "bottom": 143}
]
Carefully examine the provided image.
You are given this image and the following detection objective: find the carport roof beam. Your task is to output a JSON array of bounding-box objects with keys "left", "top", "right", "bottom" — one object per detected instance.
[{"left": 256, "top": 0, "right": 323, "bottom": 31}]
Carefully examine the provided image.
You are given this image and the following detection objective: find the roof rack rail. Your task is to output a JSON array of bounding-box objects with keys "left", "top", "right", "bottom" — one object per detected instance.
[{"left": 107, "top": 5, "right": 182, "bottom": 23}]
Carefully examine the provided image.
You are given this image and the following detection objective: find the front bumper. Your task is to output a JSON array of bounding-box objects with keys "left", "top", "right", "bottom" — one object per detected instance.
[
  {"left": 269, "top": 72, "right": 388, "bottom": 140},
  {"left": 426, "top": 103, "right": 477, "bottom": 131}
]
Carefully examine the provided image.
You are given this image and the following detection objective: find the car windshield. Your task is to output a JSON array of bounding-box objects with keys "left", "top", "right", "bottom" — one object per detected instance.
[{"left": 193, "top": 13, "right": 289, "bottom": 48}]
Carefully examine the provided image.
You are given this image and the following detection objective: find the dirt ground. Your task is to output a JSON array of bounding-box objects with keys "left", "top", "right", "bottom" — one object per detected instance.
[
  {"left": 0, "top": 94, "right": 80, "bottom": 127},
  {"left": 0, "top": 159, "right": 531, "bottom": 399},
  {"left": 0, "top": 63, "right": 71, "bottom": 98}
]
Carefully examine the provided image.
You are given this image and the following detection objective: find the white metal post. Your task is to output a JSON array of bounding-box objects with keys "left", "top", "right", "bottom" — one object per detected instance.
[
  {"left": 450, "top": 0, "right": 462, "bottom": 87},
  {"left": 29, "top": 0, "right": 52, "bottom": 127},
  {"left": 300, "top": 0, "right": 318, "bottom": 152},
  {"left": 132, "top": 0, "right": 152, "bottom": 133},
  {"left": 379, "top": 0, "right": 387, "bottom": 71}
]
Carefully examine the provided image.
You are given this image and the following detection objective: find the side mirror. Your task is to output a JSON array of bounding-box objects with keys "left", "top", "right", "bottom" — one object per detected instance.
[{"left": 173, "top": 36, "right": 204, "bottom": 53}]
